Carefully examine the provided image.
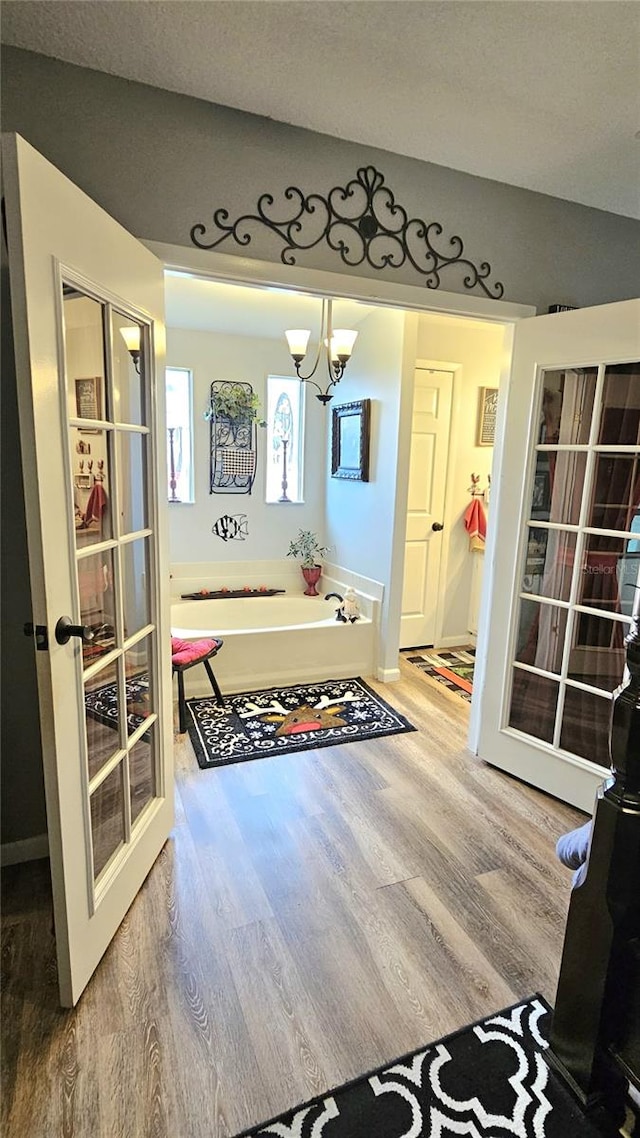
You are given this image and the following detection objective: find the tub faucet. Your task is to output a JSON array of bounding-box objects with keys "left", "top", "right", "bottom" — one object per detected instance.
[
  {"left": 325, "top": 592, "right": 348, "bottom": 623},
  {"left": 324, "top": 592, "right": 343, "bottom": 603}
]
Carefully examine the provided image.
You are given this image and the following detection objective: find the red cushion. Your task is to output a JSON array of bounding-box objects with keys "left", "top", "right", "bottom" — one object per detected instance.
[{"left": 171, "top": 637, "right": 222, "bottom": 666}]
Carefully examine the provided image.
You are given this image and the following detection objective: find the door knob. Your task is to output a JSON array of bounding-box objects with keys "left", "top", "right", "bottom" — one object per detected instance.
[
  {"left": 55, "top": 616, "right": 95, "bottom": 645},
  {"left": 431, "top": 522, "right": 444, "bottom": 532}
]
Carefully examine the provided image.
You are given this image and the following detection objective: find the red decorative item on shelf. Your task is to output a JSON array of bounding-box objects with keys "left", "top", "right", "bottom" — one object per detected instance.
[{"left": 301, "top": 565, "right": 322, "bottom": 596}]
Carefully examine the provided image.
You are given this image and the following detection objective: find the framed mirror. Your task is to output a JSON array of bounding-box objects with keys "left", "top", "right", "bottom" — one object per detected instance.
[{"left": 331, "top": 399, "right": 371, "bottom": 481}]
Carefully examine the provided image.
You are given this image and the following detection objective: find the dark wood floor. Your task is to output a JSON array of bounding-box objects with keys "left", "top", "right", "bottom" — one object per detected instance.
[{"left": 1, "top": 661, "right": 586, "bottom": 1137}]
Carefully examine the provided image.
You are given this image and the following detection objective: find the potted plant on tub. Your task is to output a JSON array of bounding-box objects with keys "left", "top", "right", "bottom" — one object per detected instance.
[{"left": 287, "top": 529, "right": 331, "bottom": 596}]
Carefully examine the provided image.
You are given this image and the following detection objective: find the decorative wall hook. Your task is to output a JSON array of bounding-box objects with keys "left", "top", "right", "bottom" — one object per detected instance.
[
  {"left": 469, "top": 473, "right": 491, "bottom": 501},
  {"left": 190, "top": 166, "right": 505, "bottom": 299}
]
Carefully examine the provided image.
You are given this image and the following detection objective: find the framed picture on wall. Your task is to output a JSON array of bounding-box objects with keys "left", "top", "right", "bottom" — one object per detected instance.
[
  {"left": 477, "top": 387, "right": 499, "bottom": 446},
  {"left": 331, "top": 399, "right": 371, "bottom": 481},
  {"left": 75, "top": 376, "right": 102, "bottom": 423}
]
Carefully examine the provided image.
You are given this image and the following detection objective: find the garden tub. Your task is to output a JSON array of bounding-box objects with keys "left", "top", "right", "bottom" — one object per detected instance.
[{"left": 170, "top": 594, "right": 375, "bottom": 695}]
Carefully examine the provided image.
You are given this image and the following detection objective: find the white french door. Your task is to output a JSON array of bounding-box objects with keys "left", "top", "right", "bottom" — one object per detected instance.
[
  {"left": 475, "top": 300, "right": 640, "bottom": 812},
  {"left": 3, "top": 134, "right": 173, "bottom": 1006},
  {"left": 400, "top": 368, "right": 452, "bottom": 649}
]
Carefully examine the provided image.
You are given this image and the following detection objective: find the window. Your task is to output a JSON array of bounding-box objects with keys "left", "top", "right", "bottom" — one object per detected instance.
[
  {"left": 165, "top": 367, "right": 194, "bottom": 503},
  {"left": 265, "top": 375, "right": 305, "bottom": 503}
]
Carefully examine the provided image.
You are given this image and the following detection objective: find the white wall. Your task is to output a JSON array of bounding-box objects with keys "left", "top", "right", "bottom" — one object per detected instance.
[
  {"left": 166, "top": 326, "right": 328, "bottom": 567},
  {"left": 415, "top": 314, "right": 507, "bottom": 645},
  {"left": 325, "top": 307, "right": 407, "bottom": 674}
]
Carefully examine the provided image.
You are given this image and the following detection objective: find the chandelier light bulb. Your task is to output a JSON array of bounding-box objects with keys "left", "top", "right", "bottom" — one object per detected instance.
[
  {"left": 285, "top": 328, "right": 311, "bottom": 361},
  {"left": 330, "top": 329, "right": 358, "bottom": 362}
]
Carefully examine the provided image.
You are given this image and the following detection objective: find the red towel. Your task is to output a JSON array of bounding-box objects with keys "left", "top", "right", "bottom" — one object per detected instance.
[
  {"left": 463, "top": 498, "right": 487, "bottom": 551},
  {"left": 83, "top": 481, "right": 108, "bottom": 526}
]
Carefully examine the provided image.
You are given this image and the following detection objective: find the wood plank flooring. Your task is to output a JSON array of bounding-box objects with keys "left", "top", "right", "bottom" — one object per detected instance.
[{"left": 1, "top": 661, "right": 587, "bottom": 1137}]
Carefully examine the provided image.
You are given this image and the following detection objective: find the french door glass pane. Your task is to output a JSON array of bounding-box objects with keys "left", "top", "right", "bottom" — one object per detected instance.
[
  {"left": 112, "top": 312, "right": 146, "bottom": 426},
  {"left": 568, "top": 612, "right": 627, "bottom": 692},
  {"left": 85, "top": 659, "right": 120, "bottom": 780},
  {"left": 522, "top": 528, "right": 576, "bottom": 601},
  {"left": 530, "top": 452, "right": 587, "bottom": 525},
  {"left": 90, "top": 763, "right": 125, "bottom": 879},
  {"left": 588, "top": 454, "right": 640, "bottom": 532},
  {"left": 537, "top": 368, "right": 597, "bottom": 445},
  {"left": 78, "top": 549, "right": 116, "bottom": 665},
  {"left": 124, "top": 635, "right": 153, "bottom": 736},
  {"left": 63, "top": 291, "right": 109, "bottom": 421},
  {"left": 599, "top": 363, "right": 640, "bottom": 446},
  {"left": 560, "top": 687, "right": 611, "bottom": 768},
  {"left": 509, "top": 670, "right": 558, "bottom": 744},
  {"left": 72, "top": 428, "right": 112, "bottom": 548},
  {"left": 515, "top": 601, "right": 567, "bottom": 673},
  {"left": 118, "top": 431, "right": 148, "bottom": 534},
  {"left": 122, "top": 539, "right": 151, "bottom": 638},
  {"left": 129, "top": 726, "right": 156, "bottom": 827},
  {"left": 578, "top": 536, "right": 636, "bottom": 615}
]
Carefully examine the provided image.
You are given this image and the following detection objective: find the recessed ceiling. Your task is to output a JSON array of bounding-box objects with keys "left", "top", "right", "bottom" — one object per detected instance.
[{"left": 2, "top": 1, "right": 639, "bottom": 219}]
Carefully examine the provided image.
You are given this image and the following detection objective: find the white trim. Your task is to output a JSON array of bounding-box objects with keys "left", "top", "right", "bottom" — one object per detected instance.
[
  {"left": 149, "top": 243, "right": 536, "bottom": 324},
  {"left": 1, "top": 833, "right": 49, "bottom": 866},
  {"left": 377, "top": 667, "right": 401, "bottom": 683}
]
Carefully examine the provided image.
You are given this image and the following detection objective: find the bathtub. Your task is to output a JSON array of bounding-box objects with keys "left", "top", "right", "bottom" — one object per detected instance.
[{"left": 170, "top": 594, "right": 376, "bottom": 695}]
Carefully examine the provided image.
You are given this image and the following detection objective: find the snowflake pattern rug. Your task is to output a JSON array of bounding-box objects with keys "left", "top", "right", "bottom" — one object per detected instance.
[
  {"left": 84, "top": 672, "right": 150, "bottom": 735},
  {"left": 235, "top": 997, "right": 604, "bottom": 1138},
  {"left": 186, "top": 677, "right": 416, "bottom": 770},
  {"left": 404, "top": 647, "right": 475, "bottom": 702}
]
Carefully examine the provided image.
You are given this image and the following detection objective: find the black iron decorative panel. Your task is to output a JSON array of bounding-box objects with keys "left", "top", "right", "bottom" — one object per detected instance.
[
  {"left": 209, "top": 381, "right": 257, "bottom": 495},
  {"left": 190, "top": 165, "right": 504, "bottom": 299}
]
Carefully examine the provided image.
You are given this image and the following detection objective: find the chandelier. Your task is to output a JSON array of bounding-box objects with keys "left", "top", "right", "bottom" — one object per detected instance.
[{"left": 285, "top": 298, "right": 357, "bottom": 404}]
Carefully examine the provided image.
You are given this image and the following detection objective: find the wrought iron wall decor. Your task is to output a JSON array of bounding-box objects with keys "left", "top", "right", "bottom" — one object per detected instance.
[
  {"left": 209, "top": 380, "right": 257, "bottom": 495},
  {"left": 190, "top": 165, "right": 504, "bottom": 299}
]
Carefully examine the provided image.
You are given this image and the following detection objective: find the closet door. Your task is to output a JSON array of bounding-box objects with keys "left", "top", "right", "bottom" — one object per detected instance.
[
  {"left": 475, "top": 300, "right": 640, "bottom": 812},
  {"left": 3, "top": 133, "right": 173, "bottom": 1006}
]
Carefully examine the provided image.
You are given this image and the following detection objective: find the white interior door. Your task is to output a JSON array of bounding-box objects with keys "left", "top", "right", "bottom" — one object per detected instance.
[
  {"left": 475, "top": 300, "right": 640, "bottom": 812},
  {"left": 2, "top": 133, "right": 173, "bottom": 1006},
  {"left": 400, "top": 369, "right": 452, "bottom": 648}
]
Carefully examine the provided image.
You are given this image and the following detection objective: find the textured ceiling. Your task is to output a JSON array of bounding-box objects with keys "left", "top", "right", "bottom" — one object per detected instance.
[{"left": 2, "top": 1, "right": 639, "bottom": 218}]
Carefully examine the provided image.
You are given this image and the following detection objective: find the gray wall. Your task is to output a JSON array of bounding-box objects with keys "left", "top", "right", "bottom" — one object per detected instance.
[
  {"left": 1, "top": 255, "right": 47, "bottom": 847},
  {"left": 2, "top": 45, "right": 640, "bottom": 314}
]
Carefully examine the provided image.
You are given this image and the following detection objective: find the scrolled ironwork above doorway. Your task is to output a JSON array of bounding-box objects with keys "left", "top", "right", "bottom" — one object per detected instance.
[{"left": 190, "top": 165, "right": 505, "bottom": 299}]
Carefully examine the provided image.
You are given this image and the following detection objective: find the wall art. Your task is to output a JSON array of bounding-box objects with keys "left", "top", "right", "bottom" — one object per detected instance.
[
  {"left": 211, "top": 513, "right": 249, "bottom": 542},
  {"left": 190, "top": 166, "right": 504, "bottom": 299},
  {"left": 208, "top": 380, "right": 258, "bottom": 494}
]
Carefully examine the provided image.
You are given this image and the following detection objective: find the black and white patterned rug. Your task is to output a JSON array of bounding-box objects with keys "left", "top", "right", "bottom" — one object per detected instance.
[
  {"left": 84, "top": 672, "right": 149, "bottom": 735},
  {"left": 403, "top": 648, "right": 476, "bottom": 703},
  {"left": 187, "top": 677, "right": 416, "bottom": 770},
  {"left": 235, "top": 997, "right": 604, "bottom": 1137}
]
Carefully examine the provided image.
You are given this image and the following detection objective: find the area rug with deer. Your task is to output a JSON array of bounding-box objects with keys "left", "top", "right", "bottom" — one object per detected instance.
[
  {"left": 235, "top": 996, "right": 604, "bottom": 1138},
  {"left": 186, "top": 677, "right": 416, "bottom": 770}
]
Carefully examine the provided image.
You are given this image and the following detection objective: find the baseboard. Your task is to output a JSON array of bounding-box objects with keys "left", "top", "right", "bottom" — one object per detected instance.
[
  {"left": 436, "top": 634, "right": 476, "bottom": 649},
  {"left": 377, "top": 667, "right": 400, "bottom": 683},
  {"left": 1, "top": 833, "right": 49, "bottom": 867},
  {"left": 185, "top": 660, "right": 377, "bottom": 697}
]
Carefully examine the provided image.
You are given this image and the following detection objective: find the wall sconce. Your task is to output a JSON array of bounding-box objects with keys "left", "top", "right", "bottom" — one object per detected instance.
[
  {"left": 120, "top": 325, "right": 141, "bottom": 375},
  {"left": 285, "top": 298, "right": 357, "bottom": 404}
]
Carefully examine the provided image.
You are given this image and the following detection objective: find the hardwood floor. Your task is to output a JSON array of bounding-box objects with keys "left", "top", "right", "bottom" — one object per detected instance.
[{"left": 1, "top": 661, "right": 586, "bottom": 1137}]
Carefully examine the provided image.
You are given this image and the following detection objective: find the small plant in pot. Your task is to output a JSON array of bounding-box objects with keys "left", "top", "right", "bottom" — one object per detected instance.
[{"left": 287, "top": 529, "right": 331, "bottom": 596}]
